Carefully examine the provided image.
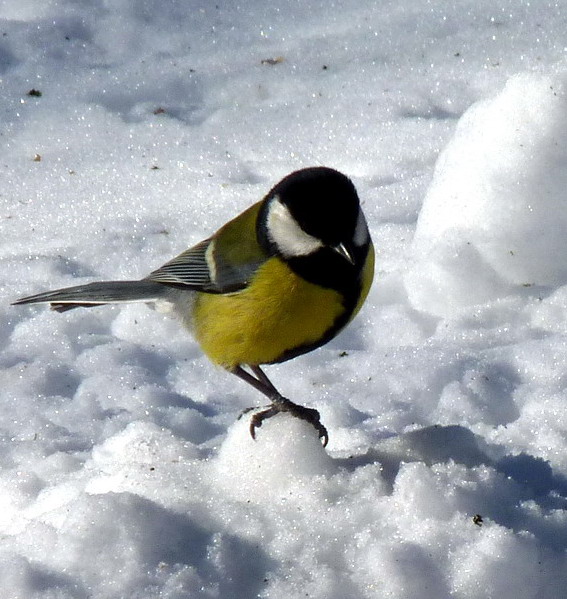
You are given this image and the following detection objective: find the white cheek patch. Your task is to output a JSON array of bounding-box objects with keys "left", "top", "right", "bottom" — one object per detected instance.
[
  {"left": 267, "top": 197, "right": 323, "bottom": 258},
  {"left": 353, "top": 208, "right": 370, "bottom": 247}
]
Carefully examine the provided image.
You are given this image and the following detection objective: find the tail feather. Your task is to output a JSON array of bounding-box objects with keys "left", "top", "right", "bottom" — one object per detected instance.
[{"left": 12, "top": 281, "right": 169, "bottom": 313}]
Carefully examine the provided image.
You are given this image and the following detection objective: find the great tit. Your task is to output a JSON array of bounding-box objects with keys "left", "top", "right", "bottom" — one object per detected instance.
[{"left": 13, "top": 167, "right": 374, "bottom": 445}]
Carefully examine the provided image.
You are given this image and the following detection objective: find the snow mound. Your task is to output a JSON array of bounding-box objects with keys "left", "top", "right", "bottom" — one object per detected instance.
[{"left": 406, "top": 70, "right": 567, "bottom": 317}]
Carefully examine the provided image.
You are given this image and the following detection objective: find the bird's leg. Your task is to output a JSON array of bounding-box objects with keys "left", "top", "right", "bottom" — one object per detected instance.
[
  {"left": 231, "top": 365, "right": 328, "bottom": 446},
  {"left": 249, "top": 365, "right": 280, "bottom": 396}
]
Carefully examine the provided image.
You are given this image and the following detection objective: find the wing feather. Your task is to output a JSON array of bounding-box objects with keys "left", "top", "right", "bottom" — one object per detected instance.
[
  {"left": 145, "top": 202, "right": 269, "bottom": 294},
  {"left": 144, "top": 239, "right": 214, "bottom": 289}
]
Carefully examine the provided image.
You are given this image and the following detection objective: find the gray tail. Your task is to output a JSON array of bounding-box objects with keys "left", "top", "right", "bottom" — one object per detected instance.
[{"left": 12, "top": 280, "right": 169, "bottom": 313}]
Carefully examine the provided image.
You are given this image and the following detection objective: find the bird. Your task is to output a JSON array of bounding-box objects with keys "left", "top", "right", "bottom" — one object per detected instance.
[{"left": 13, "top": 167, "right": 374, "bottom": 445}]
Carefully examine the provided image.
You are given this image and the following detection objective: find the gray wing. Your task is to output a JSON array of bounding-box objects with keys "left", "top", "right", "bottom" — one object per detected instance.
[
  {"left": 144, "top": 238, "right": 264, "bottom": 293},
  {"left": 144, "top": 239, "right": 214, "bottom": 289}
]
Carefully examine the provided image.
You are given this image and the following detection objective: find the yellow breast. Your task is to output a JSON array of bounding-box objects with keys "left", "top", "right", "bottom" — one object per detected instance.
[{"left": 192, "top": 258, "right": 346, "bottom": 368}]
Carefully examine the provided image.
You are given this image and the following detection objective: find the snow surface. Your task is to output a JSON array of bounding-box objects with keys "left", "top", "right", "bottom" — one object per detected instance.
[{"left": 2, "top": 1, "right": 567, "bottom": 597}]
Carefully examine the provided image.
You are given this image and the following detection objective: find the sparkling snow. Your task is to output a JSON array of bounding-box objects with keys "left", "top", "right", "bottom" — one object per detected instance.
[{"left": 2, "top": 1, "right": 567, "bottom": 597}]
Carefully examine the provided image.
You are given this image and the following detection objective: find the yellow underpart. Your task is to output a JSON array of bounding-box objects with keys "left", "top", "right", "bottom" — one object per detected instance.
[
  {"left": 192, "top": 258, "right": 346, "bottom": 368},
  {"left": 354, "top": 242, "right": 375, "bottom": 317}
]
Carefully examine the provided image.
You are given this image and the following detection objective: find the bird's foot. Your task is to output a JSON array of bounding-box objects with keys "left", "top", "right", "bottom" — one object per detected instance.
[{"left": 247, "top": 397, "right": 329, "bottom": 446}]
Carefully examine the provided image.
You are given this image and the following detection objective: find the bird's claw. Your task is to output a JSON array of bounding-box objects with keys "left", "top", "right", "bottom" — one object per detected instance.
[{"left": 248, "top": 397, "right": 329, "bottom": 446}]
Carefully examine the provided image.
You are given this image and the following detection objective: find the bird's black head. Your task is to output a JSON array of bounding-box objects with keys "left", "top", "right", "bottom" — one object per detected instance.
[
  {"left": 257, "top": 167, "right": 372, "bottom": 293},
  {"left": 271, "top": 167, "right": 360, "bottom": 245}
]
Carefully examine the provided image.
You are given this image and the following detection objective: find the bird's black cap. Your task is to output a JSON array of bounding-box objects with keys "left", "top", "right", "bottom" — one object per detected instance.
[{"left": 268, "top": 167, "right": 360, "bottom": 246}]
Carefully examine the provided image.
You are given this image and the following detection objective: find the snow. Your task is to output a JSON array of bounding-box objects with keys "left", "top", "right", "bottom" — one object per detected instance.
[
  {"left": 2, "top": 1, "right": 567, "bottom": 597},
  {"left": 406, "top": 71, "right": 567, "bottom": 316}
]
